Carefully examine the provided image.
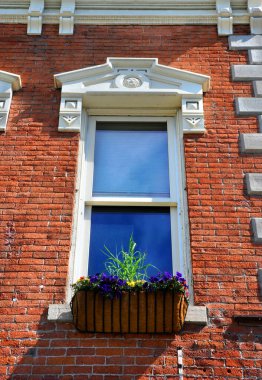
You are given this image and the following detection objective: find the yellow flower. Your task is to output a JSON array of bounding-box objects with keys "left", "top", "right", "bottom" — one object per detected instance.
[
  {"left": 135, "top": 280, "right": 145, "bottom": 284},
  {"left": 127, "top": 280, "right": 145, "bottom": 287}
]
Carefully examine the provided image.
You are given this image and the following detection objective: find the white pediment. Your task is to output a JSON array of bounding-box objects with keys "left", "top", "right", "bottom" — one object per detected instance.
[
  {"left": 55, "top": 57, "right": 209, "bottom": 93},
  {"left": 54, "top": 58, "right": 210, "bottom": 133},
  {"left": 0, "top": 70, "right": 22, "bottom": 131}
]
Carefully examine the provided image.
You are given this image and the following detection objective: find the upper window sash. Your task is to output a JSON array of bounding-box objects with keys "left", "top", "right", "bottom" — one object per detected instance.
[{"left": 84, "top": 117, "right": 178, "bottom": 206}]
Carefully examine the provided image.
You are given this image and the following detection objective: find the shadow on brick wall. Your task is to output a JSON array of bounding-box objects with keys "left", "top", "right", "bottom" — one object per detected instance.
[
  {"left": 7, "top": 308, "right": 192, "bottom": 380},
  {"left": 6, "top": 308, "right": 262, "bottom": 379}
]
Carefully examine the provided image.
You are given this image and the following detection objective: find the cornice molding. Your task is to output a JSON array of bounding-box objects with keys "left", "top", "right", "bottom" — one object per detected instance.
[
  {"left": 0, "top": 1, "right": 256, "bottom": 35},
  {"left": 0, "top": 70, "right": 22, "bottom": 91},
  {"left": 54, "top": 57, "right": 210, "bottom": 133},
  {"left": 0, "top": 70, "right": 22, "bottom": 132}
]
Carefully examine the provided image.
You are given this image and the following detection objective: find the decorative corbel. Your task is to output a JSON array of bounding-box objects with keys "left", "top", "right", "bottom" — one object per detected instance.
[
  {"left": 181, "top": 98, "right": 205, "bottom": 134},
  {"left": 58, "top": 97, "right": 82, "bottom": 132},
  {"left": 248, "top": 0, "right": 262, "bottom": 34},
  {"left": 27, "top": 0, "right": 44, "bottom": 35},
  {"left": 216, "top": 0, "right": 233, "bottom": 36},
  {"left": 0, "top": 71, "right": 22, "bottom": 132},
  {"left": 59, "top": 0, "right": 75, "bottom": 35}
]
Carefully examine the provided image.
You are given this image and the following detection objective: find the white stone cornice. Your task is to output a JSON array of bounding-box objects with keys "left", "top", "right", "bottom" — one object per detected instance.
[
  {"left": 59, "top": 0, "right": 75, "bottom": 35},
  {"left": 54, "top": 57, "right": 210, "bottom": 133},
  {"left": 27, "top": 0, "right": 44, "bottom": 35},
  {"left": 0, "top": 70, "right": 22, "bottom": 91},
  {"left": 248, "top": 0, "right": 262, "bottom": 34},
  {"left": 0, "top": 1, "right": 255, "bottom": 35},
  {"left": 0, "top": 70, "right": 22, "bottom": 132},
  {"left": 216, "top": 0, "right": 233, "bottom": 35}
]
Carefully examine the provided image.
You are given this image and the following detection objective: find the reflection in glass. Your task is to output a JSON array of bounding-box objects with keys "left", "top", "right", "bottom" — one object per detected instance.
[
  {"left": 93, "top": 123, "right": 170, "bottom": 197},
  {"left": 88, "top": 206, "right": 172, "bottom": 276}
]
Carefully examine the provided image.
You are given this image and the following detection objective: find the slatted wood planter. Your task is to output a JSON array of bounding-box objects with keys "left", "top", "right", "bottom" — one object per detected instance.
[{"left": 71, "top": 289, "right": 188, "bottom": 333}]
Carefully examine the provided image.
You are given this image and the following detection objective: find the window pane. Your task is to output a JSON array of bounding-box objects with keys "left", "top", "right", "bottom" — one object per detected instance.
[
  {"left": 93, "top": 123, "right": 170, "bottom": 197},
  {"left": 88, "top": 206, "right": 172, "bottom": 276}
]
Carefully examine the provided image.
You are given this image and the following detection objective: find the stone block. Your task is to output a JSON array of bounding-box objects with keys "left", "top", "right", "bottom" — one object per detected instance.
[
  {"left": 245, "top": 173, "right": 262, "bottom": 195},
  {"left": 229, "top": 35, "right": 262, "bottom": 50},
  {"left": 239, "top": 133, "right": 262, "bottom": 153},
  {"left": 251, "top": 218, "right": 262, "bottom": 244},
  {"left": 249, "top": 49, "right": 262, "bottom": 64},
  {"left": 235, "top": 98, "right": 262, "bottom": 115},
  {"left": 259, "top": 115, "right": 262, "bottom": 132},
  {"left": 48, "top": 304, "right": 73, "bottom": 322},
  {"left": 253, "top": 81, "right": 262, "bottom": 97},
  {"left": 232, "top": 65, "right": 262, "bottom": 81},
  {"left": 258, "top": 268, "right": 262, "bottom": 297}
]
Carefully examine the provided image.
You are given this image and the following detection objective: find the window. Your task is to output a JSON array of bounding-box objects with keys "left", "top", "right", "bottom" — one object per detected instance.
[
  {"left": 52, "top": 58, "right": 210, "bottom": 317},
  {"left": 73, "top": 116, "right": 188, "bottom": 284}
]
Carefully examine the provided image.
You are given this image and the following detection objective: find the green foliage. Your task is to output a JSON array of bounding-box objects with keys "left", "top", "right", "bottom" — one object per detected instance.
[{"left": 102, "top": 234, "right": 154, "bottom": 282}]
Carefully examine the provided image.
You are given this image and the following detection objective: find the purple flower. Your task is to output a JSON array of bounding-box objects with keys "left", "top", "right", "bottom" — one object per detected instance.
[
  {"left": 149, "top": 276, "right": 158, "bottom": 283},
  {"left": 161, "top": 272, "right": 172, "bottom": 282},
  {"left": 100, "top": 284, "right": 111, "bottom": 293},
  {"left": 90, "top": 274, "right": 100, "bottom": 283}
]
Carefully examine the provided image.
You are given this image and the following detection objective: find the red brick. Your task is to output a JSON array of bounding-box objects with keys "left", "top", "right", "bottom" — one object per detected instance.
[{"left": 0, "top": 22, "right": 260, "bottom": 380}]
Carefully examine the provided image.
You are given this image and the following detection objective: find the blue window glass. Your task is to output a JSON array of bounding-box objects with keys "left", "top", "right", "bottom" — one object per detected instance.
[
  {"left": 88, "top": 207, "right": 172, "bottom": 276},
  {"left": 92, "top": 123, "right": 170, "bottom": 197}
]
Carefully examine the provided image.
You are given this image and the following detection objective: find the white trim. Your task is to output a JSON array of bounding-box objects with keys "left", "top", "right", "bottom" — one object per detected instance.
[
  {"left": 85, "top": 117, "right": 96, "bottom": 200},
  {"left": 54, "top": 58, "right": 210, "bottom": 133},
  {"left": 0, "top": 70, "right": 22, "bottom": 92},
  {"left": 0, "top": 70, "right": 22, "bottom": 132},
  {"left": 0, "top": 1, "right": 253, "bottom": 37},
  {"left": 69, "top": 112, "right": 88, "bottom": 295},
  {"left": 70, "top": 115, "right": 192, "bottom": 301},
  {"left": 27, "top": 0, "right": 44, "bottom": 35},
  {"left": 59, "top": 0, "right": 75, "bottom": 35},
  {"left": 66, "top": 111, "right": 87, "bottom": 302},
  {"left": 54, "top": 58, "right": 210, "bottom": 91},
  {"left": 177, "top": 110, "right": 193, "bottom": 301},
  {"left": 86, "top": 198, "right": 177, "bottom": 207}
]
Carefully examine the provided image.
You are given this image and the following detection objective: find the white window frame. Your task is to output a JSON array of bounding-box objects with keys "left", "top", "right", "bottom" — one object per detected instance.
[{"left": 69, "top": 113, "right": 192, "bottom": 301}]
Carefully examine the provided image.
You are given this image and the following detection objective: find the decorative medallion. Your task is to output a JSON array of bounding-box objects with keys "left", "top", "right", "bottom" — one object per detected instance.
[
  {"left": 122, "top": 76, "right": 143, "bottom": 88},
  {"left": 114, "top": 70, "right": 149, "bottom": 89}
]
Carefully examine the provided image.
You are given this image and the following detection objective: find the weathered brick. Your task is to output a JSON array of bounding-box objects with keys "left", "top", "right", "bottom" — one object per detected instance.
[{"left": 0, "top": 23, "right": 260, "bottom": 380}]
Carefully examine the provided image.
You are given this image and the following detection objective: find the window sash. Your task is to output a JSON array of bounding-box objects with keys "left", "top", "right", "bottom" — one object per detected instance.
[
  {"left": 85, "top": 117, "right": 178, "bottom": 206},
  {"left": 74, "top": 116, "right": 185, "bottom": 283}
]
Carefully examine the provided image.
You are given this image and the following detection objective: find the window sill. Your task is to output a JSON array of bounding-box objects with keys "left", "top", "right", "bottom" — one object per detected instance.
[{"left": 47, "top": 303, "right": 208, "bottom": 325}]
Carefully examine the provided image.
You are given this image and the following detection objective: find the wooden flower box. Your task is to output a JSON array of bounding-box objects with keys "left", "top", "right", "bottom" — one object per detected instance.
[{"left": 71, "top": 289, "right": 188, "bottom": 333}]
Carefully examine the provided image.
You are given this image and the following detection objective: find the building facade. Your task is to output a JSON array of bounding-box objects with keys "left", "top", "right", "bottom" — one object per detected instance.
[{"left": 0, "top": 1, "right": 262, "bottom": 379}]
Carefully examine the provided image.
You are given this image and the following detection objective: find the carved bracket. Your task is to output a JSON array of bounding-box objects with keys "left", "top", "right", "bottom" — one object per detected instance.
[
  {"left": 248, "top": 0, "right": 262, "bottom": 34},
  {"left": 59, "top": 0, "right": 76, "bottom": 35},
  {"left": 0, "top": 71, "right": 22, "bottom": 132},
  {"left": 216, "top": 0, "right": 233, "bottom": 35},
  {"left": 27, "top": 0, "right": 44, "bottom": 35},
  {"left": 182, "top": 98, "right": 205, "bottom": 133},
  {"left": 58, "top": 97, "right": 82, "bottom": 132}
]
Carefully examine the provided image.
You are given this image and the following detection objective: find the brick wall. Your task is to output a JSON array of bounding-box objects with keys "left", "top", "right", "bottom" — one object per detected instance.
[{"left": 0, "top": 24, "right": 261, "bottom": 379}]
